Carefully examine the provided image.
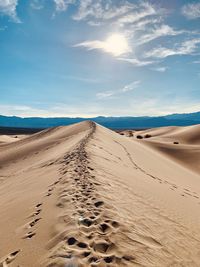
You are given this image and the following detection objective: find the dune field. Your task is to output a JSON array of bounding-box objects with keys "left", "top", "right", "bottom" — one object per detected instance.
[{"left": 0, "top": 121, "right": 200, "bottom": 267}]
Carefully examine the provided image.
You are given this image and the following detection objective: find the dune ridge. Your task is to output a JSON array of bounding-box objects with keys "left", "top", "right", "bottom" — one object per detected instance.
[{"left": 0, "top": 121, "right": 200, "bottom": 266}]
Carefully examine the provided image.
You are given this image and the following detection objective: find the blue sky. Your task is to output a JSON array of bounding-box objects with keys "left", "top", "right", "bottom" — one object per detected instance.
[{"left": 0, "top": 0, "right": 200, "bottom": 117}]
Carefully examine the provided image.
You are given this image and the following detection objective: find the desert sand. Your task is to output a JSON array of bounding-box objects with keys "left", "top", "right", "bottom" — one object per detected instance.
[
  {"left": 128, "top": 124, "right": 200, "bottom": 173},
  {"left": 0, "top": 121, "right": 200, "bottom": 267},
  {"left": 0, "top": 135, "right": 27, "bottom": 145}
]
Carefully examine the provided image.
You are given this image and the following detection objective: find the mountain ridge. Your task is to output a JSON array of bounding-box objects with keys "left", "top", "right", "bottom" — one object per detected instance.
[{"left": 0, "top": 111, "right": 200, "bottom": 129}]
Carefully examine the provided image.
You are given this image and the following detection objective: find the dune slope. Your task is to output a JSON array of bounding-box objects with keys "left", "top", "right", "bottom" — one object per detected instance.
[
  {"left": 134, "top": 125, "right": 200, "bottom": 173},
  {"left": 0, "top": 121, "right": 200, "bottom": 267}
]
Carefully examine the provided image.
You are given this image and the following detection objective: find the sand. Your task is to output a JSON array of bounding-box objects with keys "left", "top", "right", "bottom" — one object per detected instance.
[
  {"left": 0, "top": 135, "right": 27, "bottom": 145},
  {"left": 0, "top": 121, "right": 200, "bottom": 267},
  {"left": 128, "top": 125, "right": 200, "bottom": 173}
]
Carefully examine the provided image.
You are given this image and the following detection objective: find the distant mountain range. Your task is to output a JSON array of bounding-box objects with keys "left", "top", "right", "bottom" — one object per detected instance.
[{"left": 0, "top": 112, "right": 200, "bottom": 129}]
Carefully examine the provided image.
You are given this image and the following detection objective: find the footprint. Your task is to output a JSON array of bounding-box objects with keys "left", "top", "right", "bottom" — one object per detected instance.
[
  {"left": 104, "top": 256, "right": 114, "bottom": 263},
  {"left": 29, "top": 218, "right": 41, "bottom": 227},
  {"left": 93, "top": 241, "right": 114, "bottom": 253},
  {"left": 99, "top": 223, "right": 111, "bottom": 233},
  {"left": 94, "top": 201, "right": 104, "bottom": 208},
  {"left": 67, "top": 237, "right": 77, "bottom": 246},
  {"left": 23, "top": 232, "right": 36, "bottom": 239},
  {"left": 105, "top": 220, "right": 120, "bottom": 229},
  {"left": 79, "top": 218, "right": 93, "bottom": 227},
  {"left": 35, "top": 203, "right": 42, "bottom": 208},
  {"left": 82, "top": 251, "right": 91, "bottom": 258},
  {"left": 35, "top": 209, "right": 42, "bottom": 215},
  {"left": 30, "top": 209, "right": 41, "bottom": 217},
  {"left": 88, "top": 256, "right": 99, "bottom": 263},
  {"left": 0, "top": 250, "right": 20, "bottom": 266},
  {"left": 77, "top": 242, "right": 88, "bottom": 249}
]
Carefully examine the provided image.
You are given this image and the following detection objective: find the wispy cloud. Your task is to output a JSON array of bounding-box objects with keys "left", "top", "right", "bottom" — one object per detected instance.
[
  {"left": 128, "top": 98, "right": 200, "bottom": 117},
  {"left": 0, "top": 25, "right": 8, "bottom": 31},
  {"left": 138, "top": 24, "right": 184, "bottom": 45},
  {"left": 97, "top": 81, "right": 140, "bottom": 99},
  {"left": 117, "top": 57, "right": 153, "bottom": 66},
  {"left": 74, "top": 33, "right": 131, "bottom": 57},
  {"left": 72, "top": 1, "right": 200, "bottom": 68},
  {"left": 116, "top": 1, "right": 157, "bottom": 27},
  {"left": 0, "top": 0, "right": 20, "bottom": 23},
  {"left": 30, "top": 0, "right": 45, "bottom": 10},
  {"left": 121, "top": 81, "right": 141, "bottom": 92},
  {"left": 72, "top": 0, "right": 162, "bottom": 31},
  {"left": 145, "top": 38, "right": 200, "bottom": 58},
  {"left": 0, "top": 104, "right": 102, "bottom": 118},
  {"left": 96, "top": 91, "right": 114, "bottom": 99},
  {"left": 193, "top": 60, "right": 200, "bottom": 64},
  {"left": 181, "top": 2, "right": 200, "bottom": 20},
  {"left": 54, "top": 0, "right": 75, "bottom": 12},
  {"left": 151, "top": 66, "right": 168, "bottom": 72},
  {"left": 72, "top": 0, "right": 135, "bottom": 22}
]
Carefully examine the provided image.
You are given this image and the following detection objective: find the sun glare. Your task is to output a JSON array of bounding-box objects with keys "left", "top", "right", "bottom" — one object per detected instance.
[{"left": 103, "top": 33, "right": 131, "bottom": 57}]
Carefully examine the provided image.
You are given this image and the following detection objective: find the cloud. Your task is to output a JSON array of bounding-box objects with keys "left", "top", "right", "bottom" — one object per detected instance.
[
  {"left": 72, "top": 0, "right": 200, "bottom": 68},
  {"left": 117, "top": 57, "right": 154, "bottom": 66},
  {"left": 182, "top": 2, "right": 200, "bottom": 20},
  {"left": 138, "top": 24, "right": 184, "bottom": 45},
  {"left": 97, "top": 81, "right": 140, "bottom": 99},
  {"left": 116, "top": 1, "right": 157, "bottom": 27},
  {"left": 0, "top": 25, "right": 8, "bottom": 31},
  {"left": 72, "top": 1, "right": 199, "bottom": 66},
  {"left": 0, "top": 0, "right": 20, "bottom": 22},
  {"left": 128, "top": 99, "right": 200, "bottom": 117},
  {"left": 30, "top": 0, "right": 45, "bottom": 10},
  {"left": 54, "top": 0, "right": 75, "bottom": 12},
  {"left": 145, "top": 38, "right": 200, "bottom": 58},
  {"left": 72, "top": 0, "right": 135, "bottom": 22},
  {"left": 74, "top": 33, "right": 131, "bottom": 57},
  {"left": 0, "top": 105, "right": 39, "bottom": 117},
  {"left": 22, "top": 0, "right": 200, "bottom": 69},
  {"left": 193, "top": 60, "right": 200, "bottom": 64},
  {"left": 151, "top": 66, "right": 167, "bottom": 72},
  {"left": 72, "top": 0, "right": 162, "bottom": 32},
  {"left": 96, "top": 91, "right": 115, "bottom": 99},
  {"left": 121, "top": 81, "right": 141, "bottom": 92},
  {"left": 2, "top": 98, "right": 200, "bottom": 118}
]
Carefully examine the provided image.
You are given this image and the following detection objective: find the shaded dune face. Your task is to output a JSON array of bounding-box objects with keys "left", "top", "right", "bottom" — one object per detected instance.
[
  {"left": 1, "top": 121, "right": 200, "bottom": 266},
  {"left": 123, "top": 124, "right": 200, "bottom": 173}
]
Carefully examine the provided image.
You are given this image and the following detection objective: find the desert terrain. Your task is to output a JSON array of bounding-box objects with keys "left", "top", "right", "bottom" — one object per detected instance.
[
  {"left": 122, "top": 124, "right": 200, "bottom": 173},
  {"left": 0, "top": 121, "right": 200, "bottom": 267}
]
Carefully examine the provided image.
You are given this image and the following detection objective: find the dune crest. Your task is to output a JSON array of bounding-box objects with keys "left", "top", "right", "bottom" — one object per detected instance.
[{"left": 1, "top": 122, "right": 200, "bottom": 266}]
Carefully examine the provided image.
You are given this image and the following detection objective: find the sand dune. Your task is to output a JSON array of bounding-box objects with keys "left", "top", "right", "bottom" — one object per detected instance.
[
  {"left": 129, "top": 125, "right": 200, "bottom": 173},
  {"left": 1, "top": 121, "right": 200, "bottom": 266},
  {"left": 136, "top": 124, "right": 200, "bottom": 144},
  {"left": 0, "top": 135, "right": 27, "bottom": 145}
]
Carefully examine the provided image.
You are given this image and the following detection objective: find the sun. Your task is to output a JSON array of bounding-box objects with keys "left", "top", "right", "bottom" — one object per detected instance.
[{"left": 103, "top": 33, "right": 131, "bottom": 57}]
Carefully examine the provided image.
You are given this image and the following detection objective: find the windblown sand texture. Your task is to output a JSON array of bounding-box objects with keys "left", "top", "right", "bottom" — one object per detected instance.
[{"left": 1, "top": 121, "right": 200, "bottom": 267}]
